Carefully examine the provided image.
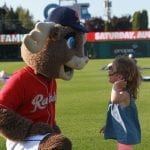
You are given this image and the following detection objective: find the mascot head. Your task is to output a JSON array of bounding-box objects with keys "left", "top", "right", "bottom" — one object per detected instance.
[{"left": 21, "top": 6, "right": 88, "bottom": 80}]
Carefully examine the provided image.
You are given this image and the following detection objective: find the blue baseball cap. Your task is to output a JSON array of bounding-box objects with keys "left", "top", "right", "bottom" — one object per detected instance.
[{"left": 46, "top": 6, "right": 88, "bottom": 33}]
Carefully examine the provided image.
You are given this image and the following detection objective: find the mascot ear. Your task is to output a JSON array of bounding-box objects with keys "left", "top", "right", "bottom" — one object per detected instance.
[{"left": 22, "top": 22, "right": 55, "bottom": 53}]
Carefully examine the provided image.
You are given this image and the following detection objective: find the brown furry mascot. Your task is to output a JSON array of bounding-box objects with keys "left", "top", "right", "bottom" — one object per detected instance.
[{"left": 0, "top": 7, "right": 88, "bottom": 150}]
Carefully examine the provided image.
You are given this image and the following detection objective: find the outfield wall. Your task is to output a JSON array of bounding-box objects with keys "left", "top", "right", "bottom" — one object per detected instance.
[{"left": 86, "top": 31, "right": 150, "bottom": 58}]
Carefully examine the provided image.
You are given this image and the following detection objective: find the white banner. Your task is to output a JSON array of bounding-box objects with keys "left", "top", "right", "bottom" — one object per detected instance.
[{"left": 0, "top": 34, "right": 25, "bottom": 44}]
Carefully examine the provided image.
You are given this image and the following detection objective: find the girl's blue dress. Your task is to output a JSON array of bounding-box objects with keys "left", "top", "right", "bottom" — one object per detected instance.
[{"left": 104, "top": 97, "right": 141, "bottom": 144}]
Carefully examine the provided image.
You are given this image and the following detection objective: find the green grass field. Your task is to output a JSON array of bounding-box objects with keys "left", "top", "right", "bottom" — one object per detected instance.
[{"left": 0, "top": 58, "right": 150, "bottom": 150}]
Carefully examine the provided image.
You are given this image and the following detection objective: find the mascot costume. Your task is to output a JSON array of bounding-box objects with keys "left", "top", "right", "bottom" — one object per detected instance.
[{"left": 0, "top": 7, "right": 88, "bottom": 150}]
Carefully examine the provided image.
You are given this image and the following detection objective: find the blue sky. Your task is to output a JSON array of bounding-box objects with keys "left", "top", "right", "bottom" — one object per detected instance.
[{"left": 1, "top": 0, "right": 150, "bottom": 27}]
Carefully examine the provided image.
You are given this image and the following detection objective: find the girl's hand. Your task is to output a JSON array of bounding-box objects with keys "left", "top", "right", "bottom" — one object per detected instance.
[
  {"left": 111, "top": 80, "right": 129, "bottom": 106},
  {"left": 113, "top": 80, "right": 127, "bottom": 92},
  {"left": 99, "top": 126, "right": 105, "bottom": 134}
]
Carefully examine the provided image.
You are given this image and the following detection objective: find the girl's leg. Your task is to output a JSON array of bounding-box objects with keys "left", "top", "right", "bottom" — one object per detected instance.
[{"left": 118, "top": 143, "right": 133, "bottom": 150}]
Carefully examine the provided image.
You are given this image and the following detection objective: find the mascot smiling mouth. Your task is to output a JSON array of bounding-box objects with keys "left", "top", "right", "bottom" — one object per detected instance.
[
  {"left": 60, "top": 55, "right": 89, "bottom": 80},
  {"left": 60, "top": 64, "right": 74, "bottom": 80}
]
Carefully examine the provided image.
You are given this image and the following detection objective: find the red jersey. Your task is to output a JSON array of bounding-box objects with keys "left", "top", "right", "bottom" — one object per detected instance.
[{"left": 0, "top": 66, "right": 56, "bottom": 126}]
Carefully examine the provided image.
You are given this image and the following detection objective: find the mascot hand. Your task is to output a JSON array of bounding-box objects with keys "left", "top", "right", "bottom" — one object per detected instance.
[
  {"left": 39, "top": 134, "right": 72, "bottom": 150},
  {"left": 28, "top": 122, "right": 54, "bottom": 136},
  {"left": 0, "top": 108, "right": 58, "bottom": 141},
  {"left": 53, "top": 124, "right": 61, "bottom": 134}
]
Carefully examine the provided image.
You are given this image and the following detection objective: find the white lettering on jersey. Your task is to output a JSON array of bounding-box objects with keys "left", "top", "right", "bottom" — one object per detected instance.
[{"left": 31, "top": 94, "right": 56, "bottom": 112}]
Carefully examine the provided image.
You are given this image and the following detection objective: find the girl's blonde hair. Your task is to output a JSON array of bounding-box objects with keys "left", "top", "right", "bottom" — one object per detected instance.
[{"left": 113, "top": 56, "right": 141, "bottom": 99}]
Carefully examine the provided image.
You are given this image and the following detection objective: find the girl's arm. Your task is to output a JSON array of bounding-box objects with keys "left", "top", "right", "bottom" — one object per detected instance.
[{"left": 111, "top": 80, "right": 130, "bottom": 107}]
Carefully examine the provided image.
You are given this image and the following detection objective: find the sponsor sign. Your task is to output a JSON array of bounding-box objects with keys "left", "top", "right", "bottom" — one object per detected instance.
[{"left": 87, "top": 31, "right": 150, "bottom": 42}]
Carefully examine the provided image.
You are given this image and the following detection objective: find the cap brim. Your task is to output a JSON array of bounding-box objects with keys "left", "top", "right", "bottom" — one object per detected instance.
[{"left": 70, "top": 23, "right": 88, "bottom": 33}]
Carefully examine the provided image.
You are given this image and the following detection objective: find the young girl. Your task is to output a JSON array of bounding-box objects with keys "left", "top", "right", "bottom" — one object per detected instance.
[{"left": 100, "top": 56, "right": 141, "bottom": 150}]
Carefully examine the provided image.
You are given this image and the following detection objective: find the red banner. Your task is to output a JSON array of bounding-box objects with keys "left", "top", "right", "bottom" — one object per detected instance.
[{"left": 87, "top": 31, "right": 150, "bottom": 42}]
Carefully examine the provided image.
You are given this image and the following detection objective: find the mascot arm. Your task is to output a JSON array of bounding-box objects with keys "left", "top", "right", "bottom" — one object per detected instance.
[
  {"left": 53, "top": 123, "right": 61, "bottom": 134},
  {"left": 0, "top": 108, "right": 54, "bottom": 141},
  {"left": 39, "top": 134, "right": 72, "bottom": 150}
]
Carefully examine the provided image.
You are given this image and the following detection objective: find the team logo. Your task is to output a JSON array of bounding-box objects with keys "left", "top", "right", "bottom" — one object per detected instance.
[{"left": 31, "top": 94, "right": 56, "bottom": 112}]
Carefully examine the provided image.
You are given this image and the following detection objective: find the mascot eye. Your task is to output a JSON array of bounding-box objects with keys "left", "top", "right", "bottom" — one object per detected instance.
[
  {"left": 67, "top": 37, "right": 75, "bottom": 49},
  {"left": 64, "top": 32, "right": 75, "bottom": 39}
]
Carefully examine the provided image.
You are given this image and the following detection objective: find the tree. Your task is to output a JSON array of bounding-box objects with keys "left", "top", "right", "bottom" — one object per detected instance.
[
  {"left": 132, "top": 11, "right": 141, "bottom": 30},
  {"left": 85, "top": 17, "right": 105, "bottom": 32},
  {"left": 0, "top": 7, "right": 7, "bottom": 33},
  {"left": 104, "top": 21, "right": 112, "bottom": 31},
  {"left": 110, "top": 15, "right": 132, "bottom": 31},
  {"left": 140, "top": 10, "right": 148, "bottom": 30},
  {"left": 132, "top": 10, "right": 148, "bottom": 30},
  {"left": 0, "top": 4, "right": 35, "bottom": 33},
  {"left": 16, "top": 6, "right": 34, "bottom": 30},
  {"left": 4, "top": 7, "right": 19, "bottom": 33},
  {"left": 85, "top": 15, "right": 132, "bottom": 32}
]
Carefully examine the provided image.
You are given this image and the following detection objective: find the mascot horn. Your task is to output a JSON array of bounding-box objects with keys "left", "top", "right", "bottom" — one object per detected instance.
[{"left": 0, "top": 6, "right": 88, "bottom": 150}]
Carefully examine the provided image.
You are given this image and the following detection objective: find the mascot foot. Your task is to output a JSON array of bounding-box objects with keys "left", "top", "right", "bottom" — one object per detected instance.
[{"left": 39, "top": 134, "right": 72, "bottom": 150}]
